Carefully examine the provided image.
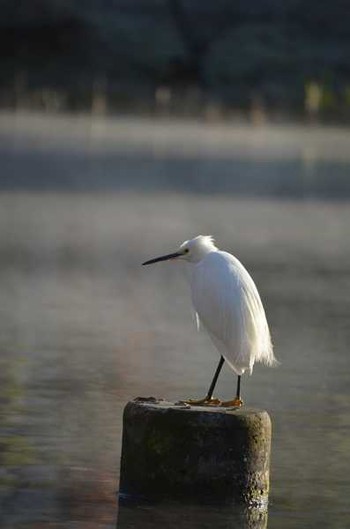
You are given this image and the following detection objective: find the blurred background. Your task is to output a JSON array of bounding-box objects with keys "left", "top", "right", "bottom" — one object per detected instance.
[
  {"left": 1, "top": 0, "right": 350, "bottom": 122},
  {"left": 0, "top": 1, "right": 350, "bottom": 528}
]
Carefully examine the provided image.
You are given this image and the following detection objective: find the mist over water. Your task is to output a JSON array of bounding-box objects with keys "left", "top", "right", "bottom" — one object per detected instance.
[
  {"left": 1, "top": 112, "right": 350, "bottom": 197},
  {"left": 0, "top": 114, "right": 350, "bottom": 528}
]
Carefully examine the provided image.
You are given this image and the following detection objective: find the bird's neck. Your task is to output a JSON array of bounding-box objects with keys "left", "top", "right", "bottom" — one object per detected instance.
[{"left": 190, "top": 248, "right": 217, "bottom": 264}]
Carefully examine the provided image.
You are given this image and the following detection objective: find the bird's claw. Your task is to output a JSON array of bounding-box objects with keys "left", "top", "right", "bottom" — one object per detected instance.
[
  {"left": 182, "top": 397, "right": 222, "bottom": 407},
  {"left": 220, "top": 397, "right": 243, "bottom": 408}
]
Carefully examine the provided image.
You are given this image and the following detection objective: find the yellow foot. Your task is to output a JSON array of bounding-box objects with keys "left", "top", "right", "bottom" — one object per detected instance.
[
  {"left": 182, "top": 397, "right": 222, "bottom": 407},
  {"left": 220, "top": 397, "right": 243, "bottom": 408}
]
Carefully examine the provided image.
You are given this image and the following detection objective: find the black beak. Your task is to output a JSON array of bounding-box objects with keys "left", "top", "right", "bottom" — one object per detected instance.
[{"left": 142, "top": 251, "right": 182, "bottom": 265}]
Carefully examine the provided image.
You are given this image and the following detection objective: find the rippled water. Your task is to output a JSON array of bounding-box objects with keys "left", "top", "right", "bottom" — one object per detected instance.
[
  {"left": 0, "top": 115, "right": 350, "bottom": 528},
  {"left": 1, "top": 192, "right": 350, "bottom": 528}
]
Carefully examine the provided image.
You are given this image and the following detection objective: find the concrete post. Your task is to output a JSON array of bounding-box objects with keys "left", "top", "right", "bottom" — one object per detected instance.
[{"left": 118, "top": 398, "right": 271, "bottom": 508}]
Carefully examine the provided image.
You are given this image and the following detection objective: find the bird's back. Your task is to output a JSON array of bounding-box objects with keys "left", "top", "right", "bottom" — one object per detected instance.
[{"left": 190, "top": 251, "right": 274, "bottom": 375}]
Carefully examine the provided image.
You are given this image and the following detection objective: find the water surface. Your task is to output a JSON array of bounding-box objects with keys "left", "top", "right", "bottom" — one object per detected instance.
[{"left": 0, "top": 115, "right": 350, "bottom": 528}]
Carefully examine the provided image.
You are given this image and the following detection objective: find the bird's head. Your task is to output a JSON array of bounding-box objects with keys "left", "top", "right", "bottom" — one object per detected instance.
[{"left": 142, "top": 235, "right": 217, "bottom": 266}]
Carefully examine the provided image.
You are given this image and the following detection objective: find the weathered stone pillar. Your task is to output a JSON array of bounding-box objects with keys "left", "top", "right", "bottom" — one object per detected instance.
[{"left": 118, "top": 398, "right": 271, "bottom": 507}]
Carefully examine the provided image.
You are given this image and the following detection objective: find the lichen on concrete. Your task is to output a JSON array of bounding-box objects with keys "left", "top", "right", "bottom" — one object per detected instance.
[{"left": 119, "top": 399, "right": 271, "bottom": 506}]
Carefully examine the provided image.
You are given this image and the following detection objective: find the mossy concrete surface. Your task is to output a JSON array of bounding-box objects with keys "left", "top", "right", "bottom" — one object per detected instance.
[{"left": 119, "top": 398, "right": 271, "bottom": 506}]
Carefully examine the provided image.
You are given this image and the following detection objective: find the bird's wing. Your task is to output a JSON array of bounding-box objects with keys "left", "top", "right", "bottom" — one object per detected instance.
[{"left": 190, "top": 251, "right": 272, "bottom": 374}]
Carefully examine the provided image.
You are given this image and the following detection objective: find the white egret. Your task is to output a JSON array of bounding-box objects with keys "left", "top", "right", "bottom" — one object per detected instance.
[{"left": 142, "top": 235, "right": 276, "bottom": 407}]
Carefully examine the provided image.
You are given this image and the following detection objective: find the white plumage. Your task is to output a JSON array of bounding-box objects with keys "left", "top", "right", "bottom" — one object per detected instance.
[
  {"left": 143, "top": 235, "right": 276, "bottom": 405},
  {"left": 187, "top": 237, "right": 274, "bottom": 375}
]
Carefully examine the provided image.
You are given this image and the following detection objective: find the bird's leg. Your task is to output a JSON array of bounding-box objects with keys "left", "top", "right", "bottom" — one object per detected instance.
[
  {"left": 221, "top": 375, "right": 243, "bottom": 407},
  {"left": 206, "top": 355, "right": 225, "bottom": 400},
  {"left": 184, "top": 356, "right": 224, "bottom": 406}
]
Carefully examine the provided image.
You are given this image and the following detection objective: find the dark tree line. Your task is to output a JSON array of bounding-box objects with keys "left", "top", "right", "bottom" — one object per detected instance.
[{"left": 0, "top": 0, "right": 349, "bottom": 119}]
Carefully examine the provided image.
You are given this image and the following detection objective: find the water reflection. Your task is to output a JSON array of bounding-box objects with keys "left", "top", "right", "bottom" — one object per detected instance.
[
  {"left": 117, "top": 500, "right": 268, "bottom": 529},
  {"left": 0, "top": 358, "right": 33, "bottom": 468}
]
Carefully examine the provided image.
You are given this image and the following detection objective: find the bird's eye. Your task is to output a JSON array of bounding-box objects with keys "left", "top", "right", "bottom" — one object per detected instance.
[{"left": 184, "top": 249, "right": 189, "bottom": 253}]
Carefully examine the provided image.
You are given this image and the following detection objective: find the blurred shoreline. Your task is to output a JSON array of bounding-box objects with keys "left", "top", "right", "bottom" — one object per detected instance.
[
  {"left": 1, "top": 110, "right": 350, "bottom": 161},
  {"left": 0, "top": 111, "right": 350, "bottom": 198}
]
